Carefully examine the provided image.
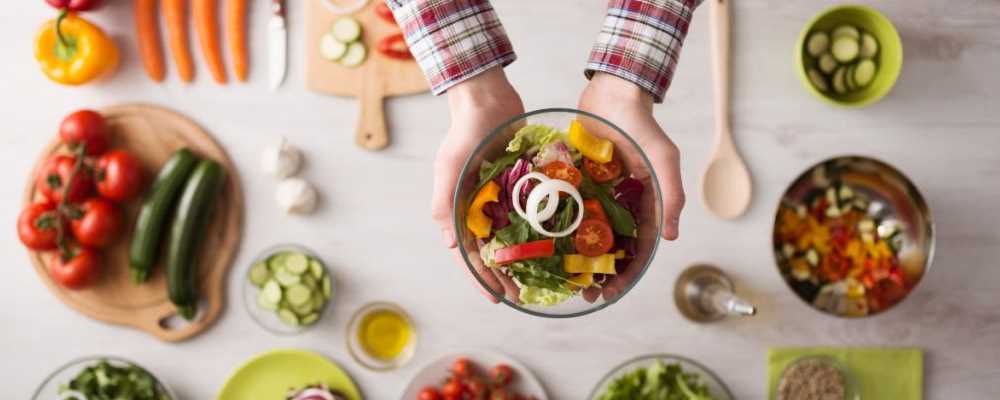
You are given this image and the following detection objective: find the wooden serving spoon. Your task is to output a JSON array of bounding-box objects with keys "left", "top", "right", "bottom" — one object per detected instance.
[{"left": 702, "top": 0, "right": 752, "bottom": 219}]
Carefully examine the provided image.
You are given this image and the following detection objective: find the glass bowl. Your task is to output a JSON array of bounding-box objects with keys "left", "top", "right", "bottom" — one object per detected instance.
[
  {"left": 588, "top": 354, "right": 734, "bottom": 399},
  {"left": 242, "top": 244, "right": 336, "bottom": 335},
  {"left": 453, "top": 108, "right": 664, "bottom": 318},
  {"left": 773, "top": 355, "right": 861, "bottom": 400},
  {"left": 32, "top": 356, "right": 177, "bottom": 400},
  {"left": 346, "top": 302, "right": 418, "bottom": 371}
]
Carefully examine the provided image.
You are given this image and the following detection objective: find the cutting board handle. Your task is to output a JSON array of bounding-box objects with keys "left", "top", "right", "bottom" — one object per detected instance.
[{"left": 357, "top": 76, "right": 389, "bottom": 150}]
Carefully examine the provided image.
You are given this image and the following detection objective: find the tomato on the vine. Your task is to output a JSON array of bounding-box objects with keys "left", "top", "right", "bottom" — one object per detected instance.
[
  {"left": 70, "top": 198, "right": 121, "bottom": 248},
  {"left": 451, "top": 357, "right": 473, "bottom": 377},
  {"left": 59, "top": 109, "right": 110, "bottom": 155},
  {"left": 95, "top": 150, "right": 145, "bottom": 202},
  {"left": 37, "top": 154, "right": 93, "bottom": 204},
  {"left": 583, "top": 155, "right": 622, "bottom": 183},
  {"left": 441, "top": 379, "right": 464, "bottom": 398},
  {"left": 17, "top": 202, "right": 64, "bottom": 250},
  {"left": 574, "top": 219, "right": 615, "bottom": 256},
  {"left": 50, "top": 247, "right": 101, "bottom": 289},
  {"left": 417, "top": 387, "right": 442, "bottom": 400},
  {"left": 491, "top": 364, "right": 514, "bottom": 386}
]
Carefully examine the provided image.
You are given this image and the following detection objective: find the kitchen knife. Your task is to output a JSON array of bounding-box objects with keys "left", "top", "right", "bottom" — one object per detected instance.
[{"left": 268, "top": 0, "right": 287, "bottom": 90}]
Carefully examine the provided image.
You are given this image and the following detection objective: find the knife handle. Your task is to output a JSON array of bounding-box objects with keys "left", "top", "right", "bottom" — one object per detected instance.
[{"left": 272, "top": 0, "right": 284, "bottom": 16}]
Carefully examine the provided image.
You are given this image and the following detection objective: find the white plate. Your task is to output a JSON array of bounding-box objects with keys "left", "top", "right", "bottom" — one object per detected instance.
[{"left": 401, "top": 350, "right": 547, "bottom": 399}]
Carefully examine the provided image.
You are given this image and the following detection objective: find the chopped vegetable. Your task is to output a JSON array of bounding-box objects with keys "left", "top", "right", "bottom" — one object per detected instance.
[
  {"left": 596, "top": 359, "right": 717, "bottom": 400},
  {"left": 582, "top": 177, "right": 637, "bottom": 238},
  {"left": 563, "top": 254, "right": 617, "bottom": 274},
  {"left": 59, "top": 359, "right": 169, "bottom": 400},
  {"left": 467, "top": 181, "right": 500, "bottom": 239},
  {"left": 252, "top": 249, "right": 332, "bottom": 327},
  {"left": 494, "top": 239, "right": 555, "bottom": 265},
  {"left": 506, "top": 124, "right": 563, "bottom": 153},
  {"left": 568, "top": 120, "right": 614, "bottom": 163}
]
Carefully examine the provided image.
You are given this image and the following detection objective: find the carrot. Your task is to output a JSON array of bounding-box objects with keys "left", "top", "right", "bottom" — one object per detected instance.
[
  {"left": 225, "top": 0, "right": 248, "bottom": 81},
  {"left": 193, "top": 0, "right": 227, "bottom": 83},
  {"left": 135, "top": 0, "right": 165, "bottom": 82},
  {"left": 163, "top": 0, "right": 195, "bottom": 82}
]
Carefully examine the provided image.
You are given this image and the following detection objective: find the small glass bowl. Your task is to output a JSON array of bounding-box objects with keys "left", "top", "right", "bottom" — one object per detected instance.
[
  {"left": 346, "top": 302, "right": 418, "bottom": 371},
  {"left": 242, "top": 244, "right": 336, "bottom": 336},
  {"left": 588, "top": 354, "right": 734, "bottom": 400},
  {"left": 774, "top": 355, "right": 861, "bottom": 400},
  {"left": 32, "top": 356, "right": 177, "bottom": 400}
]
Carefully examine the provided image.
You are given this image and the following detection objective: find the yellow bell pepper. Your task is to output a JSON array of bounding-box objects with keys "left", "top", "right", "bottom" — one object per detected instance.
[
  {"left": 466, "top": 181, "right": 500, "bottom": 239},
  {"left": 563, "top": 254, "right": 617, "bottom": 274},
  {"left": 568, "top": 120, "right": 613, "bottom": 163},
  {"left": 565, "top": 273, "right": 594, "bottom": 290},
  {"left": 35, "top": 12, "right": 119, "bottom": 85}
]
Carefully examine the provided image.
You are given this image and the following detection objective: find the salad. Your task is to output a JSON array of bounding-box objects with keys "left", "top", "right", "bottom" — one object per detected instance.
[
  {"left": 596, "top": 359, "right": 717, "bottom": 400},
  {"left": 466, "top": 120, "right": 644, "bottom": 306},
  {"left": 58, "top": 359, "right": 170, "bottom": 400}
]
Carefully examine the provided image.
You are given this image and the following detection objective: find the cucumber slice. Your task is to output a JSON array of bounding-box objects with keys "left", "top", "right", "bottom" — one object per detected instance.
[
  {"left": 311, "top": 294, "right": 325, "bottom": 311},
  {"left": 309, "top": 259, "right": 324, "bottom": 279},
  {"left": 301, "top": 313, "right": 320, "bottom": 325},
  {"left": 860, "top": 33, "right": 879, "bottom": 59},
  {"left": 274, "top": 268, "right": 301, "bottom": 286},
  {"left": 832, "top": 66, "right": 847, "bottom": 95},
  {"left": 321, "top": 275, "right": 332, "bottom": 299},
  {"left": 249, "top": 262, "right": 270, "bottom": 288},
  {"left": 267, "top": 253, "right": 286, "bottom": 273},
  {"left": 286, "top": 284, "right": 312, "bottom": 306},
  {"left": 818, "top": 53, "right": 837, "bottom": 75},
  {"left": 338, "top": 42, "right": 367, "bottom": 68},
  {"left": 832, "top": 36, "right": 860, "bottom": 63},
  {"left": 262, "top": 280, "right": 282, "bottom": 304},
  {"left": 844, "top": 64, "right": 857, "bottom": 92},
  {"left": 331, "top": 17, "right": 362, "bottom": 42},
  {"left": 320, "top": 33, "right": 347, "bottom": 61},
  {"left": 284, "top": 252, "right": 310, "bottom": 275},
  {"left": 853, "top": 59, "right": 877, "bottom": 88},
  {"left": 831, "top": 25, "right": 860, "bottom": 40},
  {"left": 806, "top": 32, "right": 830, "bottom": 57},
  {"left": 301, "top": 274, "right": 318, "bottom": 291},
  {"left": 257, "top": 290, "right": 278, "bottom": 311},
  {"left": 807, "top": 68, "right": 828, "bottom": 93},
  {"left": 292, "top": 301, "right": 315, "bottom": 317},
  {"left": 278, "top": 308, "right": 300, "bottom": 326}
]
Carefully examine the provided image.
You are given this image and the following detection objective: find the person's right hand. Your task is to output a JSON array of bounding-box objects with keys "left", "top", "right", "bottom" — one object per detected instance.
[{"left": 432, "top": 67, "right": 525, "bottom": 303}]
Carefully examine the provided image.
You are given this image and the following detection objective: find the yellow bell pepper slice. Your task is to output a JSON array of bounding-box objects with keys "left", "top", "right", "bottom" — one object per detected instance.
[
  {"left": 568, "top": 120, "right": 613, "bottom": 163},
  {"left": 466, "top": 181, "right": 500, "bottom": 239},
  {"left": 565, "top": 273, "right": 594, "bottom": 290},
  {"left": 35, "top": 13, "right": 119, "bottom": 86},
  {"left": 563, "top": 254, "right": 617, "bottom": 274}
]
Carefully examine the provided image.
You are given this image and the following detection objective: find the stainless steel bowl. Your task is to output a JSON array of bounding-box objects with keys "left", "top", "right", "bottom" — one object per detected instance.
[{"left": 773, "top": 156, "right": 934, "bottom": 317}]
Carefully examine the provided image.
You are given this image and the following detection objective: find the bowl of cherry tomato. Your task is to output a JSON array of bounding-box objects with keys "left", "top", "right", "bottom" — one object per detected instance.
[{"left": 402, "top": 351, "right": 547, "bottom": 400}]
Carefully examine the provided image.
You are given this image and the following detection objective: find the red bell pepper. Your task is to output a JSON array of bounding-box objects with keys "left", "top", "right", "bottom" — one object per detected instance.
[
  {"left": 377, "top": 33, "right": 413, "bottom": 60},
  {"left": 494, "top": 239, "right": 555, "bottom": 265}
]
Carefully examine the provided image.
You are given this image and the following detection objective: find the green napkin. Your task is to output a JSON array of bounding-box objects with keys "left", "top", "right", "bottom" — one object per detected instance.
[{"left": 768, "top": 347, "right": 923, "bottom": 400}]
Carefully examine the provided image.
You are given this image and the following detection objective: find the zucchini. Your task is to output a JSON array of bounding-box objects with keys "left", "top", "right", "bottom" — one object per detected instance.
[
  {"left": 166, "top": 159, "right": 226, "bottom": 320},
  {"left": 832, "top": 36, "right": 860, "bottom": 63},
  {"left": 844, "top": 64, "right": 857, "bottom": 92},
  {"left": 806, "top": 32, "right": 829, "bottom": 57},
  {"left": 832, "top": 66, "right": 847, "bottom": 95},
  {"left": 319, "top": 33, "right": 347, "bottom": 61},
  {"left": 129, "top": 148, "right": 199, "bottom": 284},
  {"left": 807, "top": 68, "right": 828, "bottom": 92},
  {"left": 338, "top": 42, "right": 367, "bottom": 68},
  {"left": 331, "top": 17, "right": 361, "bottom": 42},
  {"left": 860, "top": 33, "right": 879, "bottom": 59},
  {"left": 854, "top": 59, "right": 877, "bottom": 87},
  {"left": 832, "top": 25, "right": 860, "bottom": 40},
  {"left": 818, "top": 53, "right": 837, "bottom": 75}
]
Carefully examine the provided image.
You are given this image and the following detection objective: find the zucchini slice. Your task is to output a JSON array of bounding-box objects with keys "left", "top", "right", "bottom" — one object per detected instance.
[
  {"left": 338, "top": 41, "right": 367, "bottom": 68},
  {"left": 832, "top": 66, "right": 847, "bottom": 95},
  {"left": 832, "top": 36, "right": 860, "bottom": 63},
  {"left": 330, "top": 17, "right": 362, "bottom": 42},
  {"left": 853, "top": 59, "right": 877, "bottom": 87},
  {"left": 319, "top": 33, "right": 347, "bottom": 61},
  {"left": 806, "top": 32, "right": 830, "bottom": 57},
  {"left": 860, "top": 33, "right": 879, "bottom": 59},
  {"left": 844, "top": 64, "right": 857, "bottom": 92},
  {"left": 807, "top": 68, "right": 829, "bottom": 92},
  {"left": 832, "top": 25, "right": 860, "bottom": 40},
  {"left": 818, "top": 53, "right": 837, "bottom": 75}
]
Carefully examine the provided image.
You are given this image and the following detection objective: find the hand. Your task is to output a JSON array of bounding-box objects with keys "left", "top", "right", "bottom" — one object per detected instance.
[
  {"left": 432, "top": 67, "right": 525, "bottom": 303},
  {"left": 578, "top": 72, "right": 686, "bottom": 300}
]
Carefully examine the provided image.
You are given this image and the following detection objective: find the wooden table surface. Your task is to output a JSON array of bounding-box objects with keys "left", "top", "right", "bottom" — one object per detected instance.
[{"left": 3, "top": 1, "right": 998, "bottom": 398}]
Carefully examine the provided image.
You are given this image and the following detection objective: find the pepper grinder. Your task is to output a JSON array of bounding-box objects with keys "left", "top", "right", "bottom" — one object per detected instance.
[{"left": 674, "top": 264, "right": 756, "bottom": 322}]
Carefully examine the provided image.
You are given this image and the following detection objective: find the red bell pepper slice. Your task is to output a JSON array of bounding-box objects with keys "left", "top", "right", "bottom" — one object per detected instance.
[
  {"left": 494, "top": 239, "right": 555, "bottom": 265},
  {"left": 377, "top": 33, "right": 412, "bottom": 60}
]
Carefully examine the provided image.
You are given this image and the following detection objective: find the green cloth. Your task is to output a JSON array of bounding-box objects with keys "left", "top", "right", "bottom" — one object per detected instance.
[{"left": 768, "top": 347, "right": 923, "bottom": 400}]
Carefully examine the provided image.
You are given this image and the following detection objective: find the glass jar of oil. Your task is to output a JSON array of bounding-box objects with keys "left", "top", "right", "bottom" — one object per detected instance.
[{"left": 347, "top": 302, "right": 416, "bottom": 370}]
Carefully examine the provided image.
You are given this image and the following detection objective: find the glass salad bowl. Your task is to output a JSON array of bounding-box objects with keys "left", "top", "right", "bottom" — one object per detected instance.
[
  {"left": 453, "top": 108, "right": 664, "bottom": 318},
  {"left": 32, "top": 356, "right": 177, "bottom": 400},
  {"left": 588, "top": 354, "right": 734, "bottom": 400},
  {"left": 242, "top": 244, "right": 337, "bottom": 335}
]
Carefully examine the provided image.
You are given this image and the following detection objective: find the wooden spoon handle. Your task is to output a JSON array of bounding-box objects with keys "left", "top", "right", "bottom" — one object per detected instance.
[
  {"left": 356, "top": 75, "right": 389, "bottom": 150},
  {"left": 709, "top": 0, "right": 731, "bottom": 137}
]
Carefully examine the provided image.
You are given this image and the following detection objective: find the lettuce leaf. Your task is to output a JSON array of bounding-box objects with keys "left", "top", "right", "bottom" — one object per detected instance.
[{"left": 506, "top": 124, "right": 564, "bottom": 154}]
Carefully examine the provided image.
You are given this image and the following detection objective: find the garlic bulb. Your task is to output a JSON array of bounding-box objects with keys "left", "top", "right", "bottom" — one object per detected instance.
[
  {"left": 261, "top": 138, "right": 302, "bottom": 178},
  {"left": 276, "top": 178, "right": 318, "bottom": 214}
]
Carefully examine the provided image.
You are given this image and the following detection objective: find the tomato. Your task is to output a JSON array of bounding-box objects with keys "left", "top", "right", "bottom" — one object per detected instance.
[
  {"left": 441, "top": 379, "right": 464, "bottom": 398},
  {"left": 491, "top": 364, "right": 514, "bottom": 386},
  {"left": 37, "top": 154, "right": 93, "bottom": 204},
  {"left": 451, "top": 357, "right": 473, "bottom": 377},
  {"left": 417, "top": 387, "right": 442, "bottom": 400},
  {"left": 466, "top": 378, "right": 488, "bottom": 398},
  {"left": 59, "top": 109, "right": 110, "bottom": 155},
  {"left": 17, "top": 202, "right": 64, "bottom": 250},
  {"left": 583, "top": 155, "right": 622, "bottom": 183},
  {"left": 542, "top": 161, "right": 582, "bottom": 187},
  {"left": 70, "top": 198, "right": 121, "bottom": 248},
  {"left": 46, "top": 0, "right": 103, "bottom": 12},
  {"left": 95, "top": 150, "right": 145, "bottom": 202},
  {"left": 582, "top": 199, "right": 608, "bottom": 223},
  {"left": 489, "top": 388, "right": 512, "bottom": 400},
  {"left": 574, "top": 219, "right": 614, "bottom": 256},
  {"left": 494, "top": 240, "right": 555, "bottom": 265},
  {"left": 50, "top": 247, "right": 101, "bottom": 289}
]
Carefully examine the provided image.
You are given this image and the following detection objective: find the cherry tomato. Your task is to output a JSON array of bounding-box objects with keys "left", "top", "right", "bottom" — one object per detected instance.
[
  {"left": 50, "top": 247, "right": 101, "bottom": 289},
  {"left": 45, "top": 0, "right": 103, "bottom": 12},
  {"left": 441, "top": 379, "right": 464, "bottom": 398},
  {"left": 451, "top": 357, "right": 473, "bottom": 377},
  {"left": 375, "top": 2, "right": 397, "bottom": 24},
  {"left": 466, "top": 378, "right": 488, "bottom": 398},
  {"left": 582, "top": 199, "right": 608, "bottom": 223},
  {"left": 574, "top": 219, "right": 615, "bottom": 256},
  {"left": 37, "top": 154, "right": 93, "bottom": 204},
  {"left": 17, "top": 202, "right": 64, "bottom": 250},
  {"left": 59, "top": 109, "right": 110, "bottom": 155},
  {"left": 583, "top": 155, "right": 622, "bottom": 183},
  {"left": 70, "top": 198, "right": 121, "bottom": 248},
  {"left": 542, "top": 161, "right": 582, "bottom": 187},
  {"left": 417, "top": 387, "right": 442, "bottom": 400},
  {"left": 489, "top": 388, "right": 513, "bottom": 400},
  {"left": 95, "top": 150, "right": 145, "bottom": 202},
  {"left": 491, "top": 364, "right": 514, "bottom": 386}
]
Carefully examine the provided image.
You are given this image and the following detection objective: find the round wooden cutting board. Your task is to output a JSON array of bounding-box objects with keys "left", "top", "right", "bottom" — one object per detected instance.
[{"left": 22, "top": 104, "right": 243, "bottom": 342}]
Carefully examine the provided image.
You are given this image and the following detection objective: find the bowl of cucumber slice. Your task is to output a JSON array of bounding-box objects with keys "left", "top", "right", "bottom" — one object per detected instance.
[
  {"left": 797, "top": 4, "right": 902, "bottom": 107},
  {"left": 244, "top": 244, "right": 335, "bottom": 335}
]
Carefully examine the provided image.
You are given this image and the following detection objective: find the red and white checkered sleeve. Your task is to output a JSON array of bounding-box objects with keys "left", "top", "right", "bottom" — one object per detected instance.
[
  {"left": 387, "top": 0, "right": 516, "bottom": 95},
  {"left": 586, "top": 0, "right": 702, "bottom": 103}
]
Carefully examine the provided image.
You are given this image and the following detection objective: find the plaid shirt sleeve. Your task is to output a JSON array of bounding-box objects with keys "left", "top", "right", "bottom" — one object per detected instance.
[
  {"left": 586, "top": 0, "right": 702, "bottom": 103},
  {"left": 387, "top": 0, "right": 516, "bottom": 95}
]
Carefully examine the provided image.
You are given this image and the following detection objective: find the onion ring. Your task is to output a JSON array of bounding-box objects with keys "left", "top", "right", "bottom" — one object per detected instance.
[
  {"left": 320, "top": 0, "right": 370, "bottom": 15},
  {"left": 511, "top": 172, "right": 558, "bottom": 221},
  {"left": 525, "top": 179, "right": 584, "bottom": 237}
]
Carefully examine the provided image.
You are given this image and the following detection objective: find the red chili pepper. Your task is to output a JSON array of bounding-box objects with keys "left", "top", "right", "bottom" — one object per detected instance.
[
  {"left": 377, "top": 33, "right": 413, "bottom": 60},
  {"left": 375, "top": 2, "right": 397, "bottom": 25},
  {"left": 494, "top": 240, "right": 555, "bottom": 265}
]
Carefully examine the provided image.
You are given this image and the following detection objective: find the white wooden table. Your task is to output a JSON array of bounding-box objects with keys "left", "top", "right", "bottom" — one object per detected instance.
[{"left": 3, "top": 1, "right": 999, "bottom": 398}]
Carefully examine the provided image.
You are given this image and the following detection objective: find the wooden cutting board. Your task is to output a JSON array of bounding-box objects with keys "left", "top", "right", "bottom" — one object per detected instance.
[
  {"left": 305, "top": 0, "right": 429, "bottom": 150},
  {"left": 22, "top": 104, "right": 243, "bottom": 342}
]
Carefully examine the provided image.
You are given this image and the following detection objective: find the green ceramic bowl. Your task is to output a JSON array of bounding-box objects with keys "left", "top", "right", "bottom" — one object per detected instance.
[{"left": 796, "top": 4, "right": 903, "bottom": 107}]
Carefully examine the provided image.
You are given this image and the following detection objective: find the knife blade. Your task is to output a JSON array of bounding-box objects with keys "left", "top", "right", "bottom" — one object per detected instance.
[{"left": 268, "top": 0, "right": 287, "bottom": 90}]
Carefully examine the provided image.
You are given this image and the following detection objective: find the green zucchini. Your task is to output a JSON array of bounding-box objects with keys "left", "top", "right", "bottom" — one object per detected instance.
[
  {"left": 166, "top": 159, "right": 226, "bottom": 320},
  {"left": 129, "top": 148, "right": 199, "bottom": 283},
  {"left": 832, "top": 36, "right": 860, "bottom": 63}
]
